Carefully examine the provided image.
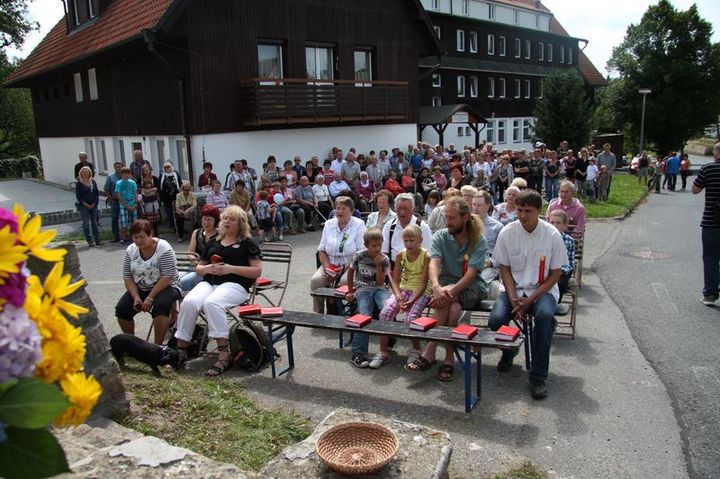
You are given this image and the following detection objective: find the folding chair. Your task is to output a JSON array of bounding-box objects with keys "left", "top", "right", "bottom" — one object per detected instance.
[
  {"left": 250, "top": 242, "right": 292, "bottom": 307},
  {"left": 146, "top": 252, "right": 199, "bottom": 342}
]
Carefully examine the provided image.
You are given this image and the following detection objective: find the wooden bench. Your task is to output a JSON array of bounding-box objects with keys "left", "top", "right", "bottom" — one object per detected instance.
[{"left": 238, "top": 309, "right": 526, "bottom": 413}]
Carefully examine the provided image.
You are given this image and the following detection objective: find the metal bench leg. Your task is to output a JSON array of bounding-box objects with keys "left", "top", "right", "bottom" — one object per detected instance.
[
  {"left": 267, "top": 323, "right": 295, "bottom": 378},
  {"left": 454, "top": 344, "right": 479, "bottom": 413}
]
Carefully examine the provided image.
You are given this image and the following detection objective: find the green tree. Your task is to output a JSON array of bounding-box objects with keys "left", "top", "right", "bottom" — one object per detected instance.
[
  {"left": 532, "top": 69, "right": 593, "bottom": 150},
  {"left": 0, "top": 0, "right": 37, "bottom": 49},
  {"left": 0, "top": 51, "right": 36, "bottom": 158},
  {"left": 607, "top": 0, "right": 720, "bottom": 155}
]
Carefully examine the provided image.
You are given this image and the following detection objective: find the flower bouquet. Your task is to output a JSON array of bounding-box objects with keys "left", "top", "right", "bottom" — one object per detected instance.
[{"left": 0, "top": 205, "right": 102, "bottom": 478}]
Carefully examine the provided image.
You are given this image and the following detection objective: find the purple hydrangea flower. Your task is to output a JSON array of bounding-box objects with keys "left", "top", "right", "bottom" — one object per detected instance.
[
  {"left": 0, "top": 207, "right": 18, "bottom": 234},
  {"left": 0, "top": 305, "right": 42, "bottom": 382},
  {"left": 0, "top": 270, "right": 26, "bottom": 309}
]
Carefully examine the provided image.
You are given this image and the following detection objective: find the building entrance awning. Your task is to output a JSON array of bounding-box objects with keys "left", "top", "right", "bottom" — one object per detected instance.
[{"left": 418, "top": 104, "right": 487, "bottom": 148}]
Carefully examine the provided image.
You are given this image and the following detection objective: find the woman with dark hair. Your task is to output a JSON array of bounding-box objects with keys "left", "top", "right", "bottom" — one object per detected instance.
[
  {"left": 115, "top": 219, "right": 181, "bottom": 344},
  {"left": 448, "top": 164, "right": 470, "bottom": 189},
  {"left": 174, "top": 205, "right": 262, "bottom": 376},
  {"left": 179, "top": 204, "right": 221, "bottom": 292},
  {"left": 417, "top": 167, "right": 436, "bottom": 201}
]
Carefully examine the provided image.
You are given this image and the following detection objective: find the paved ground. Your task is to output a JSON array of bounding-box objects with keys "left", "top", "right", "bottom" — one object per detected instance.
[{"left": 0, "top": 179, "right": 78, "bottom": 214}]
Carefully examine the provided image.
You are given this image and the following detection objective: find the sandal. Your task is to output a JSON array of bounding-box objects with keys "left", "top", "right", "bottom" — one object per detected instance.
[
  {"left": 436, "top": 363, "right": 454, "bottom": 382},
  {"left": 205, "top": 344, "right": 231, "bottom": 377},
  {"left": 173, "top": 347, "right": 188, "bottom": 371},
  {"left": 404, "top": 356, "right": 434, "bottom": 372}
]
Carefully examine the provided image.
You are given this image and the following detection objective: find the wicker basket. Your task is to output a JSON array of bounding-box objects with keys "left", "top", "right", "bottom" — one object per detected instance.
[{"left": 315, "top": 422, "right": 399, "bottom": 476}]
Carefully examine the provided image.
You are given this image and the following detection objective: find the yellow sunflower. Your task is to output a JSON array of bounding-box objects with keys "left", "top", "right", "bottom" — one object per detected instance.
[
  {"left": 35, "top": 317, "right": 86, "bottom": 384},
  {"left": 13, "top": 204, "right": 66, "bottom": 263},
  {"left": 0, "top": 225, "right": 28, "bottom": 278},
  {"left": 39, "top": 262, "right": 89, "bottom": 319},
  {"left": 55, "top": 372, "right": 102, "bottom": 427}
]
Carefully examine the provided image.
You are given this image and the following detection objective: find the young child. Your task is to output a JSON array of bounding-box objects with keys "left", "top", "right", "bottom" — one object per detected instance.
[
  {"left": 596, "top": 165, "right": 610, "bottom": 201},
  {"left": 345, "top": 228, "right": 390, "bottom": 369},
  {"left": 378, "top": 224, "right": 431, "bottom": 368},
  {"left": 113, "top": 167, "right": 138, "bottom": 242},
  {"left": 548, "top": 210, "right": 576, "bottom": 302},
  {"left": 255, "top": 190, "right": 276, "bottom": 243},
  {"left": 424, "top": 190, "right": 442, "bottom": 219},
  {"left": 140, "top": 179, "right": 161, "bottom": 235}
]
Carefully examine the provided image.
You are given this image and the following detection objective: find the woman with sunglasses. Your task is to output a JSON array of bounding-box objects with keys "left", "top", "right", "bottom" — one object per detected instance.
[{"left": 311, "top": 196, "right": 366, "bottom": 313}]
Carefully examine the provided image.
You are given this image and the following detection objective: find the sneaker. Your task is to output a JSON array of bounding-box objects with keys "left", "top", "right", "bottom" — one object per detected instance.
[
  {"left": 497, "top": 354, "right": 514, "bottom": 372},
  {"left": 530, "top": 381, "right": 548, "bottom": 399},
  {"left": 177, "top": 237, "right": 184, "bottom": 243},
  {"left": 369, "top": 353, "right": 389, "bottom": 369},
  {"left": 406, "top": 348, "right": 422, "bottom": 365},
  {"left": 701, "top": 295, "right": 718, "bottom": 306},
  {"left": 278, "top": 232, "right": 284, "bottom": 241},
  {"left": 95, "top": 241, "right": 102, "bottom": 246},
  {"left": 351, "top": 353, "right": 369, "bottom": 368}
]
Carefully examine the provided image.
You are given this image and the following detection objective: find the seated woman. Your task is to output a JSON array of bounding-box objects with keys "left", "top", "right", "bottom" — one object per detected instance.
[
  {"left": 311, "top": 196, "right": 366, "bottom": 314},
  {"left": 175, "top": 182, "right": 197, "bottom": 241},
  {"left": 354, "top": 171, "right": 375, "bottom": 213},
  {"left": 174, "top": 205, "right": 262, "bottom": 377},
  {"left": 365, "top": 189, "right": 396, "bottom": 229},
  {"left": 492, "top": 185, "right": 520, "bottom": 225},
  {"left": 179, "top": 204, "right": 220, "bottom": 292},
  {"left": 115, "top": 219, "right": 181, "bottom": 344}
]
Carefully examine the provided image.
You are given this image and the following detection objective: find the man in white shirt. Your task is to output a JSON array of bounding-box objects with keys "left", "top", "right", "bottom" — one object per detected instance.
[
  {"left": 489, "top": 188, "right": 568, "bottom": 399},
  {"left": 330, "top": 149, "right": 344, "bottom": 174},
  {"left": 381, "top": 193, "right": 432, "bottom": 262}
]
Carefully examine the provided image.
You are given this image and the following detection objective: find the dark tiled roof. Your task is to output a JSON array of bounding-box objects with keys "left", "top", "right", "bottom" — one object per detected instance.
[
  {"left": 420, "top": 56, "right": 564, "bottom": 77},
  {"left": 5, "top": 0, "right": 173, "bottom": 86},
  {"left": 548, "top": 17, "right": 607, "bottom": 87}
]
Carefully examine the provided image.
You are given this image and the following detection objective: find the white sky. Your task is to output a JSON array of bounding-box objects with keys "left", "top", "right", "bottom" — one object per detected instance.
[{"left": 7, "top": 0, "right": 720, "bottom": 76}]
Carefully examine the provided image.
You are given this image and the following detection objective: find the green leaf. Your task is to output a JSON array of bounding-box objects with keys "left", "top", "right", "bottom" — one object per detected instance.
[
  {"left": 0, "top": 426, "right": 70, "bottom": 479},
  {"left": 0, "top": 378, "right": 71, "bottom": 429},
  {"left": 0, "top": 379, "right": 18, "bottom": 398}
]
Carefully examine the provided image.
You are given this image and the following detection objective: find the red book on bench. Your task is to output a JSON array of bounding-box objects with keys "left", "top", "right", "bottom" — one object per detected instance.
[
  {"left": 410, "top": 316, "right": 437, "bottom": 331},
  {"left": 345, "top": 314, "right": 372, "bottom": 328},
  {"left": 452, "top": 324, "right": 478, "bottom": 339},
  {"left": 256, "top": 277, "right": 273, "bottom": 287},
  {"left": 335, "top": 285, "right": 349, "bottom": 296},
  {"left": 237, "top": 304, "right": 262, "bottom": 316},
  {"left": 495, "top": 325, "right": 521, "bottom": 341},
  {"left": 260, "top": 307, "right": 284, "bottom": 317}
]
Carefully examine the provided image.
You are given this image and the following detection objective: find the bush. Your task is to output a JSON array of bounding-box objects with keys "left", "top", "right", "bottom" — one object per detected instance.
[{"left": 0, "top": 155, "right": 42, "bottom": 179}]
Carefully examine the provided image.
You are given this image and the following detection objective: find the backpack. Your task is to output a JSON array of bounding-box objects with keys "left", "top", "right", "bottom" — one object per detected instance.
[
  {"left": 162, "top": 173, "right": 179, "bottom": 199},
  {"left": 166, "top": 323, "right": 208, "bottom": 359},
  {"left": 229, "top": 319, "right": 272, "bottom": 371}
]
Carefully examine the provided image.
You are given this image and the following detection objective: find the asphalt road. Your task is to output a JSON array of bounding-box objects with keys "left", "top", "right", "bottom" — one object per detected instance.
[{"left": 595, "top": 163, "right": 720, "bottom": 478}]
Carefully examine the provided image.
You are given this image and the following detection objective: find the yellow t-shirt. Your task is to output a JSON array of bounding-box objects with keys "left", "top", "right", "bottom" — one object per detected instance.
[{"left": 399, "top": 248, "right": 432, "bottom": 295}]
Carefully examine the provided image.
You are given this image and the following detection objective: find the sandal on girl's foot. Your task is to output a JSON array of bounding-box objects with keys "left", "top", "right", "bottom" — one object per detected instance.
[
  {"left": 205, "top": 345, "right": 231, "bottom": 377},
  {"left": 404, "top": 356, "right": 434, "bottom": 372},
  {"left": 436, "top": 363, "right": 454, "bottom": 382}
]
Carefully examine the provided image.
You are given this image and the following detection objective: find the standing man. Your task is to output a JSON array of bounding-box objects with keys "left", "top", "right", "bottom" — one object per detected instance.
[
  {"left": 381, "top": 193, "right": 432, "bottom": 263},
  {"left": 330, "top": 149, "right": 344, "bottom": 174},
  {"left": 545, "top": 180, "right": 586, "bottom": 238},
  {"left": 74, "top": 152, "right": 95, "bottom": 180},
  {"left": 692, "top": 142, "right": 720, "bottom": 306},
  {"left": 528, "top": 148, "right": 545, "bottom": 193},
  {"left": 341, "top": 152, "right": 361, "bottom": 188},
  {"left": 103, "top": 161, "right": 123, "bottom": 243},
  {"left": 489, "top": 189, "right": 568, "bottom": 399},
  {"left": 665, "top": 151, "right": 680, "bottom": 191},
  {"left": 405, "top": 196, "right": 487, "bottom": 381},
  {"left": 596, "top": 143, "right": 617, "bottom": 197},
  {"left": 129, "top": 150, "right": 150, "bottom": 183}
]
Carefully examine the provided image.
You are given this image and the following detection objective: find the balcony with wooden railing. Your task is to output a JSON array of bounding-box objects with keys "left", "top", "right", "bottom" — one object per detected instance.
[{"left": 238, "top": 78, "right": 409, "bottom": 127}]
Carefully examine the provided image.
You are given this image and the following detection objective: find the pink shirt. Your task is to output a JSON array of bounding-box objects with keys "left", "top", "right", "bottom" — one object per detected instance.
[{"left": 546, "top": 197, "right": 586, "bottom": 237}]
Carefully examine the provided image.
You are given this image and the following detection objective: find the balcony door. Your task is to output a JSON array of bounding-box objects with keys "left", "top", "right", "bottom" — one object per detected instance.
[
  {"left": 257, "top": 43, "right": 283, "bottom": 85},
  {"left": 354, "top": 49, "right": 372, "bottom": 87},
  {"left": 306, "top": 46, "right": 334, "bottom": 85}
]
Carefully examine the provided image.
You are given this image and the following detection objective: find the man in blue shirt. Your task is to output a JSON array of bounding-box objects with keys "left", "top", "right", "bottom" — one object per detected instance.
[
  {"left": 103, "top": 161, "right": 123, "bottom": 242},
  {"left": 665, "top": 151, "right": 681, "bottom": 191}
]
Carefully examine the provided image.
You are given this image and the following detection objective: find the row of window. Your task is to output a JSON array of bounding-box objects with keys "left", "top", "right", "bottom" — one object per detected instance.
[
  {"left": 35, "top": 68, "right": 98, "bottom": 104},
  {"left": 259, "top": 43, "right": 372, "bottom": 83},
  {"left": 83, "top": 137, "right": 189, "bottom": 179},
  {"left": 429, "top": 0, "right": 542, "bottom": 27},
  {"left": 431, "top": 74, "right": 542, "bottom": 100},
  {"left": 451, "top": 118, "right": 533, "bottom": 144},
  {"left": 446, "top": 28, "right": 572, "bottom": 64}
]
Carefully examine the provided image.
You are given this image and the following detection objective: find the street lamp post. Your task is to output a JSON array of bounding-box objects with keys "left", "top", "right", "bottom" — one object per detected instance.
[{"left": 638, "top": 88, "right": 651, "bottom": 155}]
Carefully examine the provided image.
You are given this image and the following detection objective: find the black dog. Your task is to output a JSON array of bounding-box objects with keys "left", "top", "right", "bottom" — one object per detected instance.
[{"left": 110, "top": 334, "right": 180, "bottom": 377}]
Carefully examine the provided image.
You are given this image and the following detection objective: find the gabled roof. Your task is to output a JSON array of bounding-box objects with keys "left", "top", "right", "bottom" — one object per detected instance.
[
  {"left": 419, "top": 104, "right": 487, "bottom": 125},
  {"left": 549, "top": 17, "right": 607, "bottom": 87},
  {"left": 6, "top": 0, "right": 175, "bottom": 86},
  {"left": 495, "top": 0, "right": 551, "bottom": 14}
]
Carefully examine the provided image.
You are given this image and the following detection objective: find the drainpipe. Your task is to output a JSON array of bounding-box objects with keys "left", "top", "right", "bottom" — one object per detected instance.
[{"left": 142, "top": 29, "right": 195, "bottom": 186}]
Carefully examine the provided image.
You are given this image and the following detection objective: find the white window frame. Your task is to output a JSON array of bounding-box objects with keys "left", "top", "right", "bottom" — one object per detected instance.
[
  {"left": 497, "top": 120, "right": 506, "bottom": 144},
  {"left": 488, "top": 4, "right": 495, "bottom": 20},
  {"left": 431, "top": 0, "right": 439, "bottom": 10},
  {"left": 568, "top": 47, "right": 573, "bottom": 65},
  {"left": 470, "top": 76, "right": 478, "bottom": 98},
  {"left": 513, "top": 120, "right": 521, "bottom": 143},
  {"left": 457, "top": 75, "right": 466, "bottom": 97},
  {"left": 525, "top": 79, "right": 531, "bottom": 98},
  {"left": 465, "top": 126, "right": 472, "bottom": 137},
  {"left": 458, "top": 126, "right": 465, "bottom": 137},
  {"left": 469, "top": 31, "right": 478, "bottom": 53},
  {"left": 514, "top": 79, "right": 521, "bottom": 98},
  {"left": 432, "top": 96, "right": 442, "bottom": 107},
  {"left": 514, "top": 38, "right": 521, "bottom": 58},
  {"left": 487, "top": 34, "right": 495, "bottom": 55},
  {"left": 73, "top": 72, "right": 83, "bottom": 102},
  {"left": 432, "top": 73, "right": 442, "bottom": 88},
  {"left": 488, "top": 77, "right": 495, "bottom": 98},
  {"left": 258, "top": 43, "right": 284, "bottom": 84},
  {"left": 539, "top": 42, "right": 544, "bottom": 61},
  {"left": 487, "top": 119, "right": 495, "bottom": 143},
  {"left": 95, "top": 138, "right": 107, "bottom": 172},
  {"left": 547, "top": 43, "right": 553, "bottom": 62},
  {"left": 353, "top": 49, "right": 373, "bottom": 87},
  {"left": 456, "top": 29, "right": 465, "bottom": 52},
  {"left": 433, "top": 26, "right": 441, "bottom": 39},
  {"left": 525, "top": 39, "right": 531, "bottom": 59},
  {"left": 535, "top": 14, "right": 540, "bottom": 27},
  {"left": 306, "top": 46, "right": 335, "bottom": 84},
  {"left": 498, "top": 78, "right": 506, "bottom": 98},
  {"left": 523, "top": 119, "right": 532, "bottom": 141},
  {"left": 461, "top": 0, "right": 470, "bottom": 15},
  {"left": 87, "top": 68, "right": 98, "bottom": 100},
  {"left": 560, "top": 45, "right": 565, "bottom": 63},
  {"left": 538, "top": 79, "right": 543, "bottom": 98},
  {"left": 498, "top": 36, "right": 506, "bottom": 56}
]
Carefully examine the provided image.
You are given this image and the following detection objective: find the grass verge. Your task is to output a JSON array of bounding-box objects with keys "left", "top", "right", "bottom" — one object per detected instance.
[
  {"left": 116, "top": 367, "right": 311, "bottom": 471},
  {"left": 492, "top": 462, "right": 548, "bottom": 479},
  {"left": 582, "top": 174, "right": 647, "bottom": 219}
]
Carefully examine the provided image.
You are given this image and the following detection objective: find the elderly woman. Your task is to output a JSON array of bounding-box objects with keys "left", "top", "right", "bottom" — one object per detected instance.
[
  {"left": 492, "top": 185, "right": 520, "bottom": 225},
  {"left": 448, "top": 164, "right": 470, "bottom": 189},
  {"left": 384, "top": 170, "right": 405, "bottom": 197},
  {"left": 354, "top": 171, "right": 375, "bottom": 212},
  {"left": 432, "top": 166, "right": 447, "bottom": 191},
  {"left": 311, "top": 196, "right": 366, "bottom": 313},
  {"left": 174, "top": 205, "right": 262, "bottom": 376},
  {"left": 179, "top": 204, "right": 220, "bottom": 292},
  {"left": 116, "top": 219, "right": 181, "bottom": 344},
  {"left": 75, "top": 165, "right": 101, "bottom": 247},
  {"left": 312, "top": 174, "right": 333, "bottom": 222},
  {"left": 175, "top": 182, "right": 197, "bottom": 242},
  {"left": 365, "top": 189, "right": 396, "bottom": 229},
  {"left": 493, "top": 155, "right": 513, "bottom": 202}
]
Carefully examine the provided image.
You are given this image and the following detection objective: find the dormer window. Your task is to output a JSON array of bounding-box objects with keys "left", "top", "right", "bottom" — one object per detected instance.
[{"left": 70, "top": 0, "right": 99, "bottom": 28}]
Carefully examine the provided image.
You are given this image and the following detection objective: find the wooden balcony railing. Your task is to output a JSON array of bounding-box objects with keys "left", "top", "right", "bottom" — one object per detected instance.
[{"left": 238, "top": 78, "right": 409, "bottom": 127}]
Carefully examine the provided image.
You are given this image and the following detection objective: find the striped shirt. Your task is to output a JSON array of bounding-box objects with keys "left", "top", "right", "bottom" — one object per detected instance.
[
  {"left": 693, "top": 159, "right": 720, "bottom": 228},
  {"left": 123, "top": 239, "right": 180, "bottom": 292},
  {"left": 561, "top": 232, "right": 576, "bottom": 275}
]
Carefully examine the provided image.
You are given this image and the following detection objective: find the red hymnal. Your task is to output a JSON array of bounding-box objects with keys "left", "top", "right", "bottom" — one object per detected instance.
[
  {"left": 335, "top": 285, "right": 349, "bottom": 295},
  {"left": 210, "top": 254, "right": 223, "bottom": 264},
  {"left": 495, "top": 325, "right": 521, "bottom": 341},
  {"left": 409, "top": 316, "right": 437, "bottom": 331},
  {"left": 256, "top": 277, "right": 272, "bottom": 287},
  {"left": 237, "top": 304, "right": 262, "bottom": 316},
  {"left": 452, "top": 324, "right": 479, "bottom": 339},
  {"left": 325, "top": 264, "right": 342, "bottom": 277},
  {"left": 345, "top": 314, "right": 372, "bottom": 328},
  {"left": 260, "top": 307, "right": 284, "bottom": 317}
]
